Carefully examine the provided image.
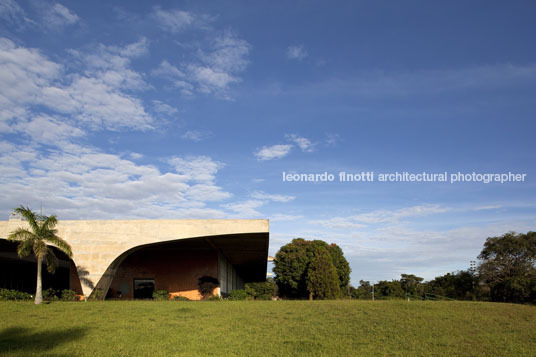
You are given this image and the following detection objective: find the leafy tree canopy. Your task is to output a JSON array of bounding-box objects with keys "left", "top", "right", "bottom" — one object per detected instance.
[
  {"left": 273, "top": 238, "right": 350, "bottom": 299},
  {"left": 306, "top": 246, "right": 340, "bottom": 300},
  {"left": 478, "top": 231, "right": 536, "bottom": 303}
]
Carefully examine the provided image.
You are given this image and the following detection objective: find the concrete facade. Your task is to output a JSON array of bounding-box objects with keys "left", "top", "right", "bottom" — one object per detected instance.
[{"left": 0, "top": 219, "right": 269, "bottom": 299}]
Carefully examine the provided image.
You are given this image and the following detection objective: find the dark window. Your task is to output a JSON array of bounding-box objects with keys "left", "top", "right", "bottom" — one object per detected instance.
[{"left": 133, "top": 279, "right": 154, "bottom": 299}]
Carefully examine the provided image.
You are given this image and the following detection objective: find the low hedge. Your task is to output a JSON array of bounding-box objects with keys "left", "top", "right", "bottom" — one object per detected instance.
[{"left": 0, "top": 289, "right": 33, "bottom": 301}]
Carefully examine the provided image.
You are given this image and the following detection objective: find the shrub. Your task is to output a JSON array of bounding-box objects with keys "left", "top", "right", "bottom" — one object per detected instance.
[
  {"left": 43, "top": 288, "right": 59, "bottom": 301},
  {"left": 153, "top": 290, "right": 171, "bottom": 301},
  {"left": 206, "top": 294, "right": 222, "bottom": 301},
  {"left": 173, "top": 295, "right": 190, "bottom": 301},
  {"left": 245, "top": 279, "right": 278, "bottom": 300},
  {"left": 0, "top": 289, "right": 33, "bottom": 301},
  {"left": 89, "top": 288, "right": 103, "bottom": 300},
  {"left": 227, "top": 289, "right": 247, "bottom": 301},
  {"left": 198, "top": 276, "right": 220, "bottom": 299},
  {"left": 61, "top": 289, "right": 78, "bottom": 301}
]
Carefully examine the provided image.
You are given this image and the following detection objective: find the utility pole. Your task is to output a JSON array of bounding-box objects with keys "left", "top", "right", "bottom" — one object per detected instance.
[{"left": 372, "top": 283, "right": 375, "bottom": 301}]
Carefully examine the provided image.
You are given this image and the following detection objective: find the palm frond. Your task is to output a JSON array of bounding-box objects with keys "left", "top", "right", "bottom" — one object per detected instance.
[
  {"left": 45, "top": 235, "right": 73, "bottom": 257},
  {"left": 14, "top": 206, "right": 40, "bottom": 233},
  {"left": 7, "top": 227, "right": 35, "bottom": 242},
  {"left": 16, "top": 237, "right": 35, "bottom": 258},
  {"left": 9, "top": 206, "right": 73, "bottom": 274},
  {"left": 45, "top": 250, "right": 58, "bottom": 273},
  {"left": 42, "top": 215, "right": 58, "bottom": 230},
  {"left": 38, "top": 215, "right": 57, "bottom": 238}
]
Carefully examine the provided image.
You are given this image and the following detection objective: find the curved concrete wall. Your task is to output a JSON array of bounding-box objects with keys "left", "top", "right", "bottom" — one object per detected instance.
[{"left": 0, "top": 219, "right": 269, "bottom": 297}]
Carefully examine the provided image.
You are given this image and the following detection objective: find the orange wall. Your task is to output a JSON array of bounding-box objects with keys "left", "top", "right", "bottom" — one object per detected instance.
[{"left": 108, "top": 248, "right": 218, "bottom": 300}]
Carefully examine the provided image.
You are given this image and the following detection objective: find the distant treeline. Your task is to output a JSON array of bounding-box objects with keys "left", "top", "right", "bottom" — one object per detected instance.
[{"left": 351, "top": 231, "right": 536, "bottom": 304}]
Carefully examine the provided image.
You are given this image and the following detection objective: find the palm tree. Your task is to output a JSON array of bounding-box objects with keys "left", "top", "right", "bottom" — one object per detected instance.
[{"left": 7, "top": 206, "right": 72, "bottom": 304}]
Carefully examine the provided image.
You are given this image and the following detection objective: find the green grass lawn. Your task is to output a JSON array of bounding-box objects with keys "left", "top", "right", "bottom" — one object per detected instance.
[{"left": 0, "top": 300, "right": 535, "bottom": 356}]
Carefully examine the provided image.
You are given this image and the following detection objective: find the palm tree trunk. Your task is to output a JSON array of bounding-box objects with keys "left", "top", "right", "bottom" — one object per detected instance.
[{"left": 35, "top": 255, "right": 43, "bottom": 305}]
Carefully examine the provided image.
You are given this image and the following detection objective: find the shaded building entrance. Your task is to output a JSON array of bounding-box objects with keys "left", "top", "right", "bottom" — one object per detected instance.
[
  {"left": 0, "top": 239, "right": 80, "bottom": 295},
  {"left": 106, "top": 233, "right": 268, "bottom": 300}
]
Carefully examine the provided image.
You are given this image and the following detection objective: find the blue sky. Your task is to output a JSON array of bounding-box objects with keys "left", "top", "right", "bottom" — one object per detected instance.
[{"left": 1, "top": 0, "right": 535, "bottom": 284}]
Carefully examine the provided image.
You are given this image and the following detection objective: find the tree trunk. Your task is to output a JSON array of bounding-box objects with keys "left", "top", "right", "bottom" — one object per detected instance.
[
  {"left": 309, "top": 292, "right": 313, "bottom": 301},
  {"left": 34, "top": 255, "right": 43, "bottom": 305}
]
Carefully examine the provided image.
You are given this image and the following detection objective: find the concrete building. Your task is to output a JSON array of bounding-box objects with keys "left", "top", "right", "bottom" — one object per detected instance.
[{"left": 0, "top": 219, "right": 269, "bottom": 300}]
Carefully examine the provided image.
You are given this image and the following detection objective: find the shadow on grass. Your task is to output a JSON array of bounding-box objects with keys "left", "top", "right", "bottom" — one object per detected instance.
[{"left": 0, "top": 326, "right": 87, "bottom": 354}]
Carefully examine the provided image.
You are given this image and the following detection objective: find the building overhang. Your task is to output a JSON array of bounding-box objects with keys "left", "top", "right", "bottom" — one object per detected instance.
[{"left": 0, "top": 219, "right": 270, "bottom": 296}]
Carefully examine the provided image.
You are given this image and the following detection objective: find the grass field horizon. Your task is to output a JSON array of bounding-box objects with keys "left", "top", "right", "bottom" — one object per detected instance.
[{"left": 1, "top": 300, "right": 535, "bottom": 356}]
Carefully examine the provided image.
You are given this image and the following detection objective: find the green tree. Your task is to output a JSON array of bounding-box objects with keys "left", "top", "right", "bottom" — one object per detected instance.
[
  {"left": 7, "top": 206, "right": 72, "bottom": 305},
  {"left": 375, "top": 280, "right": 405, "bottom": 299},
  {"left": 273, "top": 238, "right": 351, "bottom": 299},
  {"left": 478, "top": 231, "right": 536, "bottom": 303},
  {"left": 423, "top": 270, "right": 481, "bottom": 300},
  {"left": 350, "top": 280, "right": 372, "bottom": 299},
  {"left": 245, "top": 278, "right": 278, "bottom": 300},
  {"left": 328, "top": 244, "right": 351, "bottom": 295},
  {"left": 306, "top": 246, "right": 340, "bottom": 300},
  {"left": 273, "top": 238, "right": 311, "bottom": 298},
  {"left": 400, "top": 274, "right": 424, "bottom": 296}
]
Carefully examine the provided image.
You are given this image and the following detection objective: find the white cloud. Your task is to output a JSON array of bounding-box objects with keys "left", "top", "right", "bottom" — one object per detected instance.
[
  {"left": 186, "top": 184, "right": 231, "bottom": 202},
  {"left": 310, "top": 217, "right": 367, "bottom": 230},
  {"left": 128, "top": 152, "right": 143, "bottom": 160},
  {"left": 152, "top": 60, "right": 194, "bottom": 95},
  {"left": 181, "top": 130, "right": 211, "bottom": 142},
  {"left": 251, "top": 191, "right": 295, "bottom": 202},
  {"left": 152, "top": 100, "right": 178, "bottom": 116},
  {"left": 270, "top": 214, "right": 303, "bottom": 222},
  {"left": 349, "top": 218, "right": 536, "bottom": 281},
  {"left": 201, "top": 30, "right": 250, "bottom": 73},
  {"left": 0, "top": 0, "right": 27, "bottom": 26},
  {"left": 0, "top": 37, "right": 153, "bottom": 132},
  {"left": 223, "top": 200, "right": 264, "bottom": 217},
  {"left": 153, "top": 60, "right": 185, "bottom": 78},
  {"left": 186, "top": 64, "right": 237, "bottom": 93},
  {"left": 152, "top": 7, "right": 194, "bottom": 33},
  {"left": 311, "top": 204, "right": 448, "bottom": 230},
  {"left": 352, "top": 204, "right": 449, "bottom": 224},
  {"left": 220, "top": 191, "right": 296, "bottom": 219},
  {"left": 172, "top": 208, "right": 226, "bottom": 219},
  {"left": 75, "top": 38, "right": 150, "bottom": 90},
  {"left": 287, "top": 45, "right": 308, "bottom": 60},
  {"left": 325, "top": 133, "right": 340, "bottom": 147},
  {"left": 103, "top": 37, "right": 149, "bottom": 59},
  {"left": 46, "top": 76, "right": 152, "bottom": 130},
  {"left": 0, "top": 37, "right": 61, "bottom": 128},
  {"left": 152, "top": 30, "right": 250, "bottom": 97},
  {"left": 0, "top": 144, "right": 232, "bottom": 220},
  {"left": 255, "top": 135, "right": 315, "bottom": 162},
  {"left": 295, "top": 204, "right": 536, "bottom": 282},
  {"left": 471, "top": 204, "right": 502, "bottom": 211},
  {"left": 286, "top": 134, "right": 315, "bottom": 152},
  {"left": 293, "top": 63, "right": 536, "bottom": 99},
  {"left": 14, "top": 115, "right": 85, "bottom": 146},
  {"left": 44, "top": 3, "right": 79, "bottom": 28},
  {"left": 254, "top": 144, "right": 292, "bottom": 161},
  {"left": 168, "top": 156, "right": 224, "bottom": 183}
]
